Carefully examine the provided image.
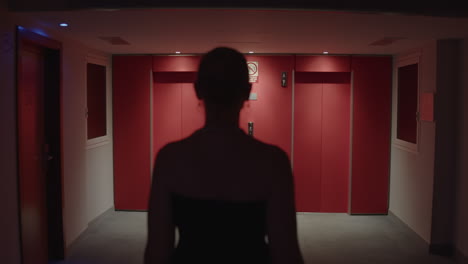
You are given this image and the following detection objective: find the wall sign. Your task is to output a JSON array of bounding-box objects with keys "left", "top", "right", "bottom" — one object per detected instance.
[{"left": 247, "top": 61, "right": 258, "bottom": 83}]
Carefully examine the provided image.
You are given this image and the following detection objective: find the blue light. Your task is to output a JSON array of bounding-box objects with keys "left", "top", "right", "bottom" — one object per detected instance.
[
  {"left": 31, "top": 28, "right": 49, "bottom": 37},
  {"left": 17, "top": 26, "right": 49, "bottom": 37},
  {"left": 59, "top": 23, "right": 69, "bottom": 27}
]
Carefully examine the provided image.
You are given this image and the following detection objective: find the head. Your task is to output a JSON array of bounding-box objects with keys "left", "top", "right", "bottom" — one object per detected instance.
[{"left": 195, "top": 47, "right": 252, "bottom": 112}]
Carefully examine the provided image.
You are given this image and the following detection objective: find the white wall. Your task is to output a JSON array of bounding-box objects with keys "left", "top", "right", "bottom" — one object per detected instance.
[
  {"left": 85, "top": 54, "right": 114, "bottom": 224},
  {"left": 456, "top": 39, "right": 468, "bottom": 258},
  {"left": 389, "top": 41, "right": 437, "bottom": 243},
  {"left": 60, "top": 36, "right": 91, "bottom": 246},
  {"left": 0, "top": 10, "right": 115, "bottom": 259},
  {"left": 46, "top": 30, "right": 115, "bottom": 247},
  {"left": 0, "top": 5, "right": 22, "bottom": 264}
]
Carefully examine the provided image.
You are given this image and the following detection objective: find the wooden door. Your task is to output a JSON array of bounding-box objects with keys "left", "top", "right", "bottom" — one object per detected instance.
[{"left": 18, "top": 42, "right": 48, "bottom": 264}]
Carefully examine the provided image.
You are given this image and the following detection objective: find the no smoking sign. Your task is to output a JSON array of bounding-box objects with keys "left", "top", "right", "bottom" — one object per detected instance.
[{"left": 247, "top": 61, "right": 258, "bottom": 83}]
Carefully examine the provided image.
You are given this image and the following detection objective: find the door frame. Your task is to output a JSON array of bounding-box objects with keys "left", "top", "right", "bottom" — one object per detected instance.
[{"left": 16, "top": 26, "right": 65, "bottom": 262}]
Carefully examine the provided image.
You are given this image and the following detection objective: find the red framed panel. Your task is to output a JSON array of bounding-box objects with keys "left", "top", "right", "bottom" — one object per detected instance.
[
  {"left": 320, "top": 83, "right": 351, "bottom": 212},
  {"left": 241, "top": 55, "right": 294, "bottom": 158},
  {"left": 396, "top": 63, "right": 418, "bottom": 143},
  {"left": 350, "top": 56, "right": 392, "bottom": 214},
  {"left": 86, "top": 63, "right": 107, "bottom": 139},
  {"left": 153, "top": 56, "right": 201, "bottom": 72},
  {"left": 295, "top": 55, "right": 351, "bottom": 72},
  {"left": 113, "top": 56, "right": 152, "bottom": 210},
  {"left": 293, "top": 83, "right": 323, "bottom": 212}
]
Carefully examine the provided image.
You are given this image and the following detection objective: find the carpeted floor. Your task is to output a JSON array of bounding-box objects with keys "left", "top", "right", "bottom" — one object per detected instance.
[{"left": 52, "top": 210, "right": 455, "bottom": 264}]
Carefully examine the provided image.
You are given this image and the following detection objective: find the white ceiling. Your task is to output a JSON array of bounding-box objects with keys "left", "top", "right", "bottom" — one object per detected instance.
[{"left": 16, "top": 9, "right": 468, "bottom": 55}]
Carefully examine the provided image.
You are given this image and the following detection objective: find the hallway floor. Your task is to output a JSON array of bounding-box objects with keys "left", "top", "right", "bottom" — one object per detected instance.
[{"left": 54, "top": 210, "right": 455, "bottom": 264}]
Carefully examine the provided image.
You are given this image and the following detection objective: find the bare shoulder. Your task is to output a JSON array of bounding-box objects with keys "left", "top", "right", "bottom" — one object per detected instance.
[
  {"left": 155, "top": 136, "right": 193, "bottom": 160},
  {"left": 249, "top": 137, "right": 290, "bottom": 164}
]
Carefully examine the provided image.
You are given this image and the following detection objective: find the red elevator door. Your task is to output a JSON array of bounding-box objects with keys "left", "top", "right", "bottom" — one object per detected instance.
[
  {"left": 293, "top": 76, "right": 351, "bottom": 212},
  {"left": 153, "top": 78, "right": 204, "bottom": 159}
]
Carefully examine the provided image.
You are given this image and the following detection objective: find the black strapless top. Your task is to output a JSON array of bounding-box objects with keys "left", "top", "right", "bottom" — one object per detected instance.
[{"left": 171, "top": 194, "right": 271, "bottom": 264}]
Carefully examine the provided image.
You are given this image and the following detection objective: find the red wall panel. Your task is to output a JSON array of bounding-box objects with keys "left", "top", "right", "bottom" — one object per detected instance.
[
  {"left": 296, "top": 55, "right": 351, "bottom": 72},
  {"left": 113, "top": 56, "right": 152, "bottom": 210},
  {"left": 296, "top": 72, "right": 351, "bottom": 84},
  {"left": 350, "top": 56, "right": 392, "bottom": 214},
  {"left": 181, "top": 83, "right": 205, "bottom": 138},
  {"left": 240, "top": 55, "right": 294, "bottom": 157},
  {"left": 293, "top": 83, "right": 322, "bottom": 212},
  {"left": 321, "top": 83, "right": 351, "bottom": 212},
  {"left": 153, "top": 72, "right": 197, "bottom": 83},
  {"left": 153, "top": 83, "right": 183, "bottom": 159},
  {"left": 153, "top": 56, "right": 201, "bottom": 72}
]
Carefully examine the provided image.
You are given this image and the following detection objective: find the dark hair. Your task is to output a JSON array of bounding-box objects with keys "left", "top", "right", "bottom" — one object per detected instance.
[{"left": 195, "top": 47, "right": 251, "bottom": 107}]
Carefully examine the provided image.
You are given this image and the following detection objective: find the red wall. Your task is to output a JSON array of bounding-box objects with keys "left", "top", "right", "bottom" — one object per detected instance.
[
  {"left": 350, "top": 56, "right": 392, "bottom": 214},
  {"left": 241, "top": 55, "right": 294, "bottom": 157},
  {"left": 113, "top": 56, "right": 152, "bottom": 210},
  {"left": 296, "top": 55, "right": 350, "bottom": 72},
  {"left": 153, "top": 56, "right": 200, "bottom": 72}
]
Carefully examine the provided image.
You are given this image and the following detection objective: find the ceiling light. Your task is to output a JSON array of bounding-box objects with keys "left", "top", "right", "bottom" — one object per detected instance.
[
  {"left": 175, "top": 51, "right": 181, "bottom": 54},
  {"left": 59, "top": 23, "right": 69, "bottom": 27},
  {"left": 323, "top": 51, "right": 329, "bottom": 54},
  {"left": 248, "top": 51, "right": 254, "bottom": 54}
]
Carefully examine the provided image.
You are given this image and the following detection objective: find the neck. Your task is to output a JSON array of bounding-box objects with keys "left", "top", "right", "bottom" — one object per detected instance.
[{"left": 204, "top": 103, "right": 241, "bottom": 129}]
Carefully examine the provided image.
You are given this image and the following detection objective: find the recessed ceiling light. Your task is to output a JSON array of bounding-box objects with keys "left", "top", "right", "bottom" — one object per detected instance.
[
  {"left": 248, "top": 51, "right": 254, "bottom": 54},
  {"left": 175, "top": 51, "right": 181, "bottom": 54},
  {"left": 323, "top": 51, "right": 329, "bottom": 54},
  {"left": 59, "top": 23, "right": 69, "bottom": 27}
]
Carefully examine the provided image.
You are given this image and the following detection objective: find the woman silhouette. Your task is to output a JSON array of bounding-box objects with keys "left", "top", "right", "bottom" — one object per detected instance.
[{"left": 144, "top": 47, "right": 303, "bottom": 264}]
